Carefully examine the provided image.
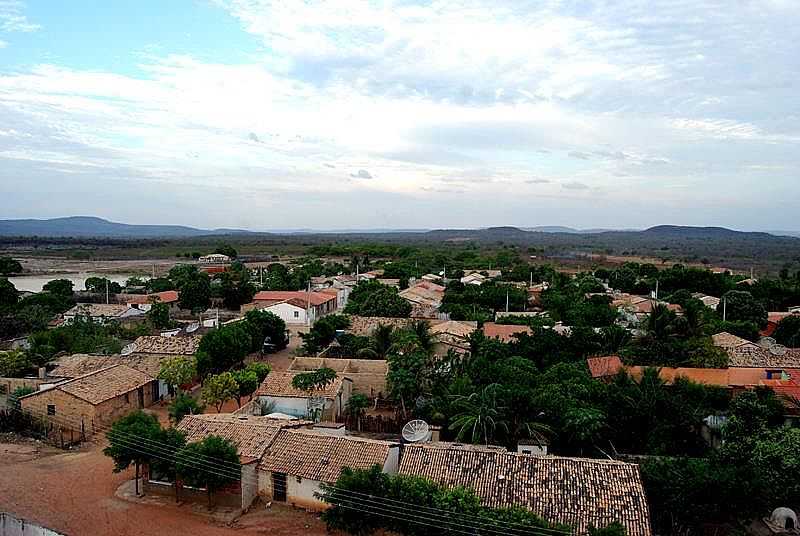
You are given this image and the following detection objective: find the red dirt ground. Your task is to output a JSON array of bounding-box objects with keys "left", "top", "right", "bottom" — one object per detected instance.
[{"left": 0, "top": 442, "right": 330, "bottom": 536}]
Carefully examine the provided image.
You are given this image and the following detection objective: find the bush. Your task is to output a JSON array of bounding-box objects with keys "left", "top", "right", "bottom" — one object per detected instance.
[{"left": 168, "top": 393, "right": 204, "bottom": 423}]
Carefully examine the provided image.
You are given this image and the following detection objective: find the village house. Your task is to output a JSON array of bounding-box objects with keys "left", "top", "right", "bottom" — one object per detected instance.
[
  {"left": 63, "top": 303, "right": 144, "bottom": 325},
  {"left": 123, "top": 290, "right": 180, "bottom": 312},
  {"left": 258, "top": 429, "right": 400, "bottom": 510},
  {"left": 482, "top": 322, "right": 532, "bottom": 343},
  {"left": 398, "top": 443, "right": 652, "bottom": 536},
  {"left": 761, "top": 311, "right": 800, "bottom": 338},
  {"left": 691, "top": 293, "right": 721, "bottom": 310},
  {"left": 48, "top": 353, "right": 170, "bottom": 400},
  {"left": 18, "top": 364, "right": 157, "bottom": 435},
  {"left": 241, "top": 291, "right": 338, "bottom": 325},
  {"left": 198, "top": 253, "right": 231, "bottom": 264},
  {"left": 287, "top": 358, "right": 388, "bottom": 399},
  {"left": 253, "top": 371, "right": 353, "bottom": 421},
  {"left": 399, "top": 281, "right": 445, "bottom": 318},
  {"left": 143, "top": 413, "right": 307, "bottom": 510},
  {"left": 129, "top": 335, "right": 201, "bottom": 358},
  {"left": 712, "top": 332, "right": 800, "bottom": 368},
  {"left": 429, "top": 320, "right": 477, "bottom": 356}
]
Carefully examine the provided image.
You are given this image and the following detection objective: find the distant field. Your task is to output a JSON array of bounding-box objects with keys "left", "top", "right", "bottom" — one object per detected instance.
[{"left": 1, "top": 225, "right": 798, "bottom": 275}]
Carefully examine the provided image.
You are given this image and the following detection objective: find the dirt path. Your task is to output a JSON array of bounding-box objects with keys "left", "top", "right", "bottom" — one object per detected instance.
[{"left": 0, "top": 443, "right": 329, "bottom": 536}]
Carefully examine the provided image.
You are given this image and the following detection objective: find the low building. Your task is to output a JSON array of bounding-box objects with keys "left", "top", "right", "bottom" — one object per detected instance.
[
  {"left": 198, "top": 254, "right": 231, "bottom": 264},
  {"left": 482, "top": 322, "right": 532, "bottom": 343},
  {"left": 429, "top": 320, "right": 477, "bottom": 355},
  {"left": 398, "top": 443, "right": 652, "bottom": 536},
  {"left": 49, "top": 353, "right": 169, "bottom": 400},
  {"left": 143, "top": 413, "right": 307, "bottom": 510},
  {"left": 586, "top": 355, "right": 625, "bottom": 380},
  {"left": 129, "top": 335, "right": 201, "bottom": 358},
  {"left": 258, "top": 429, "right": 400, "bottom": 510},
  {"left": 124, "top": 290, "right": 180, "bottom": 312},
  {"left": 63, "top": 303, "right": 144, "bottom": 325},
  {"left": 19, "top": 364, "right": 157, "bottom": 435},
  {"left": 242, "top": 291, "right": 338, "bottom": 325},
  {"left": 761, "top": 311, "right": 800, "bottom": 338},
  {"left": 399, "top": 281, "right": 445, "bottom": 318},
  {"left": 287, "top": 357, "right": 388, "bottom": 399},
  {"left": 254, "top": 371, "right": 352, "bottom": 421},
  {"left": 712, "top": 332, "right": 800, "bottom": 368}
]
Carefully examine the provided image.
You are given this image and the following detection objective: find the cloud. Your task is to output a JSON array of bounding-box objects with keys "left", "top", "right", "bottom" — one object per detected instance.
[
  {"left": 526, "top": 178, "right": 551, "bottom": 184},
  {"left": 350, "top": 169, "right": 373, "bottom": 179},
  {"left": 568, "top": 151, "right": 593, "bottom": 160},
  {"left": 247, "top": 132, "right": 262, "bottom": 143},
  {"left": 0, "top": 1, "right": 40, "bottom": 32},
  {"left": 0, "top": 39, "right": 6, "bottom": 48},
  {"left": 562, "top": 181, "right": 590, "bottom": 190}
]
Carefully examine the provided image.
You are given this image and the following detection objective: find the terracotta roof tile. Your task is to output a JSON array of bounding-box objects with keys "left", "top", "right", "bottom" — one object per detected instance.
[
  {"left": 259, "top": 429, "right": 396, "bottom": 483},
  {"left": 252, "top": 291, "right": 336, "bottom": 307},
  {"left": 255, "top": 371, "right": 347, "bottom": 399},
  {"left": 132, "top": 335, "right": 201, "bottom": 356},
  {"left": 177, "top": 414, "right": 305, "bottom": 460},
  {"left": 65, "top": 303, "right": 132, "bottom": 318},
  {"left": 483, "top": 322, "right": 532, "bottom": 343},
  {"left": 587, "top": 356, "right": 624, "bottom": 378},
  {"left": 398, "top": 444, "right": 651, "bottom": 536},
  {"left": 50, "top": 353, "right": 163, "bottom": 379},
  {"left": 50, "top": 364, "right": 153, "bottom": 405},
  {"left": 125, "top": 291, "right": 179, "bottom": 305}
]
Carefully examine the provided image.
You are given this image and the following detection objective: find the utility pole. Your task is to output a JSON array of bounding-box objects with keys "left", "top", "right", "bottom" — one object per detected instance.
[
  {"left": 105, "top": 279, "right": 109, "bottom": 305},
  {"left": 655, "top": 279, "right": 659, "bottom": 301},
  {"left": 306, "top": 280, "right": 312, "bottom": 327},
  {"left": 505, "top": 290, "right": 510, "bottom": 313},
  {"left": 723, "top": 296, "right": 727, "bottom": 322},
  {"left": 529, "top": 271, "right": 533, "bottom": 287}
]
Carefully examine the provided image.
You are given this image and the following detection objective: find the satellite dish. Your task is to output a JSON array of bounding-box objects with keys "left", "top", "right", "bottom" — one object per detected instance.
[
  {"left": 770, "top": 344, "right": 787, "bottom": 356},
  {"left": 759, "top": 337, "right": 777, "bottom": 349},
  {"left": 186, "top": 322, "right": 200, "bottom": 333},
  {"left": 402, "top": 419, "right": 431, "bottom": 443},
  {"left": 120, "top": 343, "right": 136, "bottom": 356}
]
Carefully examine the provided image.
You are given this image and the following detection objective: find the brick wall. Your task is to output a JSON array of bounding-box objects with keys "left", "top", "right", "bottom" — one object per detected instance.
[
  {"left": 19, "top": 389, "right": 95, "bottom": 432},
  {"left": 0, "top": 377, "right": 51, "bottom": 409},
  {"left": 94, "top": 381, "right": 156, "bottom": 430}
]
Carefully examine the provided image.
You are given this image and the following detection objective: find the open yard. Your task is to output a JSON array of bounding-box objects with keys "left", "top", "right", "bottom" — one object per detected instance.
[{"left": 0, "top": 440, "right": 330, "bottom": 536}]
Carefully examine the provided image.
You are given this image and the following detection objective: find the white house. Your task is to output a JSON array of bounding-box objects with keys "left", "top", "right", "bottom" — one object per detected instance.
[
  {"left": 241, "top": 291, "right": 338, "bottom": 325},
  {"left": 124, "top": 290, "right": 180, "bottom": 312},
  {"left": 258, "top": 429, "right": 400, "bottom": 510},
  {"left": 254, "top": 371, "right": 352, "bottom": 421},
  {"left": 198, "top": 253, "right": 231, "bottom": 264}
]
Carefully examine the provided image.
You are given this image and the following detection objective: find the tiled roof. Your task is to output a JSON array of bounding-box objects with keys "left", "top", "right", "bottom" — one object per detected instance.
[
  {"left": 483, "top": 322, "right": 532, "bottom": 343},
  {"left": 259, "top": 429, "right": 396, "bottom": 483},
  {"left": 65, "top": 303, "right": 132, "bottom": 318},
  {"left": 624, "top": 366, "right": 800, "bottom": 390},
  {"left": 711, "top": 332, "right": 752, "bottom": 349},
  {"left": 429, "top": 320, "right": 477, "bottom": 344},
  {"left": 252, "top": 291, "right": 336, "bottom": 306},
  {"left": 124, "top": 290, "right": 179, "bottom": 305},
  {"left": 49, "top": 353, "right": 163, "bottom": 379},
  {"left": 131, "top": 335, "right": 201, "bottom": 356},
  {"left": 52, "top": 364, "right": 153, "bottom": 405},
  {"left": 177, "top": 414, "right": 305, "bottom": 461},
  {"left": 347, "top": 316, "right": 415, "bottom": 335},
  {"left": 255, "top": 371, "right": 346, "bottom": 399},
  {"left": 398, "top": 444, "right": 651, "bottom": 536},
  {"left": 399, "top": 282, "right": 445, "bottom": 307},
  {"left": 587, "top": 356, "right": 624, "bottom": 378},
  {"left": 711, "top": 333, "right": 800, "bottom": 367}
]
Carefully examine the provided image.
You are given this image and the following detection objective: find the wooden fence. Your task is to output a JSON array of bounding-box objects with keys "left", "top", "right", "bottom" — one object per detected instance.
[{"left": 0, "top": 408, "right": 86, "bottom": 448}]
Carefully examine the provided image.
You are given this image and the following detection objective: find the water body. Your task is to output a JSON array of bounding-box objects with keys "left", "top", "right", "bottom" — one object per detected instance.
[{"left": 7, "top": 273, "right": 140, "bottom": 293}]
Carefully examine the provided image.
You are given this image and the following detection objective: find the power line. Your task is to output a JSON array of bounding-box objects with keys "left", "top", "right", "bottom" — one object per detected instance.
[{"left": 5, "top": 404, "right": 570, "bottom": 536}]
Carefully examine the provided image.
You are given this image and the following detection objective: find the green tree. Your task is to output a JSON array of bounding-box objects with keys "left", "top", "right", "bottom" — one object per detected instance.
[
  {"left": 147, "top": 302, "right": 173, "bottom": 329},
  {"left": 176, "top": 435, "right": 240, "bottom": 507},
  {"left": 243, "top": 309, "right": 287, "bottom": 353},
  {"left": 0, "top": 350, "right": 33, "bottom": 377},
  {"left": 103, "top": 411, "right": 162, "bottom": 495},
  {"left": 345, "top": 393, "right": 370, "bottom": 431},
  {"left": 174, "top": 268, "right": 211, "bottom": 312},
  {"left": 0, "top": 257, "right": 23, "bottom": 275},
  {"left": 202, "top": 372, "right": 239, "bottom": 412},
  {"left": 43, "top": 278, "right": 74, "bottom": 297},
  {"left": 449, "top": 383, "right": 510, "bottom": 444},
  {"left": 168, "top": 393, "right": 204, "bottom": 424},
  {"left": 718, "top": 290, "right": 768, "bottom": 328},
  {"left": 0, "top": 277, "right": 19, "bottom": 307},
  {"left": 196, "top": 323, "right": 252, "bottom": 377},
  {"left": 299, "top": 314, "right": 350, "bottom": 354},
  {"left": 773, "top": 315, "right": 800, "bottom": 347},
  {"left": 8, "top": 386, "right": 35, "bottom": 408},
  {"left": 344, "top": 281, "right": 412, "bottom": 317},
  {"left": 232, "top": 368, "right": 259, "bottom": 407},
  {"left": 214, "top": 244, "right": 238, "bottom": 259},
  {"left": 157, "top": 355, "right": 197, "bottom": 394},
  {"left": 84, "top": 276, "right": 122, "bottom": 294}
]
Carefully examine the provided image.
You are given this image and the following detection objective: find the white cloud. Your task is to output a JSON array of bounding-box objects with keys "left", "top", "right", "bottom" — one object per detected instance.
[
  {"left": 0, "top": 1, "right": 39, "bottom": 32},
  {"left": 0, "top": 1, "right": 798, "bottom": 229}
]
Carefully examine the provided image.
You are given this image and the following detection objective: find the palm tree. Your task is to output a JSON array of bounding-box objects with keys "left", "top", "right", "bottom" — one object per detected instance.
[
  {"left": 410, "top": 320, "right": 434, "bottom": 354},
  {"left": 646, "top": 303, "right": 677, "bottom": 341},
  {"left": 448, "top": 384, "right": 509, "bottom": 445},
  {"left": 372, "top": 324, "right": 395, "bottom": 358}
]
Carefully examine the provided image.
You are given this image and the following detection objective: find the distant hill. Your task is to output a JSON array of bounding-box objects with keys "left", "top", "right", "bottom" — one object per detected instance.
[{"left": 0, "top": 216, "right": 254, "bottom": 238}]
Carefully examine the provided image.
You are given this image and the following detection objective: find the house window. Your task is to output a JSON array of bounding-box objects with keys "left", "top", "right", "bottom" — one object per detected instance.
[
  {"left": 293, "top": 311, "right": 299, "bottom": 318},
  {"left": 47, "top": 404, "right": 56, "bottom": 416}
]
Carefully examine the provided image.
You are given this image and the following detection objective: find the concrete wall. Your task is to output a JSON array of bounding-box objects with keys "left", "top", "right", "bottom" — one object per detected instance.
[
  {"left": 289, "top": 358, "right": 388, "bottom": 399},
  {"left": 93, "top": 382, "right": 156, "bottom": 430},
  {"left": 0, "top": 378, "right": 51, "bottom": 409},
  {"left": 258, "top": 471, "right": 329, "bottom": 511},
  {"left": 241, "top": 462, "right": 258, "bottom": 510},
  {"left": 257, "top": 396, "right": 311, "bottom": 419},
  {"left": 0, "top": 513, "right": 63, "bottom": 536}
]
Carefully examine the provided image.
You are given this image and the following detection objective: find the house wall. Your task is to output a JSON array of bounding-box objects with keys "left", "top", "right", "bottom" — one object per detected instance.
[
  {"left": 289, "top": 359, "right": 388, "bottom": 399},
  {"left": 257, "top": 395, "right": 314, "bottom": 419},
  {"left": 93, "top": 382, "right": 156, "bottom": 431},
  {"left": 265, "top": 302, "right": 310, "bottom": 326},
  {"left": 0, "top": 513, "right": 63, "bottom": 536},
  {"left": 0, "top": 377, "right": 51, "bottom": 409},
  {"left": 258, "top": 471, "right": 329, "bottom": 511},
  {"left": 19, "top": 389, "right": 95, "bottom": 432},
  {"left": 383, "top": 445, "right": 400, "bottom": 474},
  {"left": 241, "top": 462, "right": 259, "bottom": 510}
]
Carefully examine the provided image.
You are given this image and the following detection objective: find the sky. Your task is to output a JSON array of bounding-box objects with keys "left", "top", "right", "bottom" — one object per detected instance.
[{"left": 0, "top": 0, "right": 798, "bottom": 231}]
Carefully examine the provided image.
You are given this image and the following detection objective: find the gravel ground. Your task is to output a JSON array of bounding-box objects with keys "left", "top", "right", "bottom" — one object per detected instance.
[{"left": 0, "top": 443, "right": 330, "bottom": 536}]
